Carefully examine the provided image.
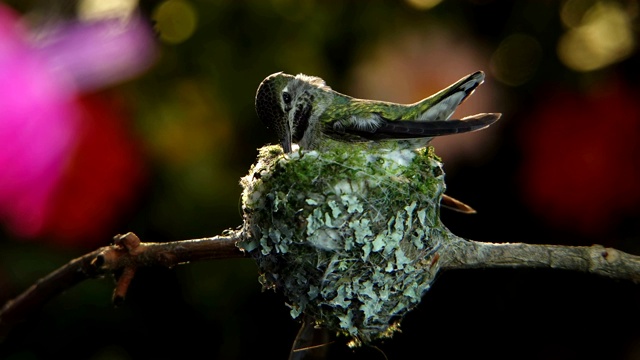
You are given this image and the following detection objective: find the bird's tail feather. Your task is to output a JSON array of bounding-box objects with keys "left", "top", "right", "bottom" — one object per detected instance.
[{"left": 413, "top": 71, "right": 486, "bottom": 122}]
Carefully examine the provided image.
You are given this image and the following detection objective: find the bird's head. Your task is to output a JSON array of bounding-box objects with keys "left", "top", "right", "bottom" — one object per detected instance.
[
  {"left": 256, "top": 72, "right": 330, "bottom": 153},
  {"left": 255, "top": 72, "right": 297, "bottom": 153}
]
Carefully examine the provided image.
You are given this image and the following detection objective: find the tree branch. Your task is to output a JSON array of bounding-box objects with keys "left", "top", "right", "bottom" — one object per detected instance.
[
  {"left": 0, "top": 231, "right": 246, "bottom": 337},
  {"left": 439, "top": 235, "right": 640, "bottom": 282},
  {"left": 1, "top": 229, "right": 639, "bottom": 342}
]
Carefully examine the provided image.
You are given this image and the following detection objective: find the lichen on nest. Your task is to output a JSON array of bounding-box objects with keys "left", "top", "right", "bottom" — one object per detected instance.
[{"left": 239, "top": 141, "right": 451, "bottom": 344}]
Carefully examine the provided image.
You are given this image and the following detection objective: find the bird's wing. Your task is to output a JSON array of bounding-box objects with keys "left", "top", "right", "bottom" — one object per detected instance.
[
  {"left": 339, "top": 113, "right": 501, "bottom": 140},
  {"left": 321, "top": 99, "right": 389, "bottom": 141}
]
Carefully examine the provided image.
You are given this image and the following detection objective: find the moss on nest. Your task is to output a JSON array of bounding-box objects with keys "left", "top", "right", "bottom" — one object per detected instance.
[{"left": 239, "top": 141, "right": 450, "bottom": 344}]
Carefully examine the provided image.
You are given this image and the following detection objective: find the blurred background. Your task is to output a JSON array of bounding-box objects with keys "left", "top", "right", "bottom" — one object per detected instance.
[{"left": 1, "top": 0, "right": 639, "bottom": 358}]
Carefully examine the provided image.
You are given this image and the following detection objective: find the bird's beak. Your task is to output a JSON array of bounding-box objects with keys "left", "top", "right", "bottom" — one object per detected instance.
[{"left": 280, "top": 125, "right": 293, "bottom": 153}]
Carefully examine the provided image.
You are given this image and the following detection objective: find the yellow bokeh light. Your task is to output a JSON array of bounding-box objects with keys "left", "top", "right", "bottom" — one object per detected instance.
[
  {"left": 77, "top": 0, "right": 138, "bottom": 20},
  {"left": 490, "top": 33, "right": 543, "bottom": 86},
  {"left": 404, "top": 0, "right": 443, "bottom": 10},
  {"left": 560, "top": 0, "right": 598, "bottom": 28},
  {"left": 153, "top": 0, "right": 198, "bottom": 45},
  {"left": 558, "top": 1, "right": 635, "bottom": 72}
]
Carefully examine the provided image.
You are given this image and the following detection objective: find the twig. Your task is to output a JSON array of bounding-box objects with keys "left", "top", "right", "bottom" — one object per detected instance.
[
  {"left": 439, "top": 235, "right": 640, "bottom": 282},
  {"left": 0, "top": 231, "right": 247, "bottom": 337},
  {"left": 289, "top": 315, "right": 331, "bottom": 360}
]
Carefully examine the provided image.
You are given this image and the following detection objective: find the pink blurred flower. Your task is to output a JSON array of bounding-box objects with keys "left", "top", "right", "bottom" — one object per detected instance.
[
  {"left": 0, "top": 4, "right": 155, "bottom": 245},
  {"left": 33, "top": 14, "right": 156, "bottom": 92}
]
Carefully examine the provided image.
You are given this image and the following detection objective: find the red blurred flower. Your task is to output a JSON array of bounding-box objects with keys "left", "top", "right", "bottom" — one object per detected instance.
[
  {"left": 0, "top": 4, "right": 155, "bottom": 247},
  {"left": 519, "top": 78, "right": 640, "bottom": 236},
  {"left": 39, "top": 93, "right": 147, "bottom": 247}
]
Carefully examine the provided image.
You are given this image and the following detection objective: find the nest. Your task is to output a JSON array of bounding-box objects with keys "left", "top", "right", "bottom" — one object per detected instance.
[{"left": 239, "top": 142, "right": 449, "bottom": 344}]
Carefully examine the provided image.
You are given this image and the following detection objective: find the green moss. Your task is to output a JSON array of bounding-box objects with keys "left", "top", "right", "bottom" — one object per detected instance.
[{"left": 239, "top": 141, "right": 449, "bottom": 343}]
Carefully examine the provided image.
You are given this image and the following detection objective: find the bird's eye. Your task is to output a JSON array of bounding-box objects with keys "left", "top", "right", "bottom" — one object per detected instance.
[{"left": 282, "top": 92, "right": 292, "bottom": 104}]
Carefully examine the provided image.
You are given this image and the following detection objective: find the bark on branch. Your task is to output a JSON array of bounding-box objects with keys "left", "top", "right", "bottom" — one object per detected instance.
[
  {"left": 1, "top": 230, "right": 639, "bottom": 340},
  {"left": 0, "top": 231, "right": 246, "bottom": 338},
  {"left": 439, "top": 235, "right": 640, "bottom": 282}
]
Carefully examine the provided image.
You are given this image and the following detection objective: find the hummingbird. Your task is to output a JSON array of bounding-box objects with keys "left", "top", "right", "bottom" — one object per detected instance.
[
  {"left": 255, "top": 70, "right": 500, "bottom": 154},
  {"left": 255, "top": 71, "right": 501, "bottom": 214},
  {"left": 248, "top": 73, "right": 501, "bottom": 343}
]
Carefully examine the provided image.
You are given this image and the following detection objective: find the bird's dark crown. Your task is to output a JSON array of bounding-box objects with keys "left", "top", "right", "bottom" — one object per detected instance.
[{"left": 255, "top": 72, "right": 295, "bottom": 132}]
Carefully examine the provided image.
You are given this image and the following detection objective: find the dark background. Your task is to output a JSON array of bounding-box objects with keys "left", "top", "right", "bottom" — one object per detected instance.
[{"left": 1, "top": 1, "right": 640, "bottom": 359}]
